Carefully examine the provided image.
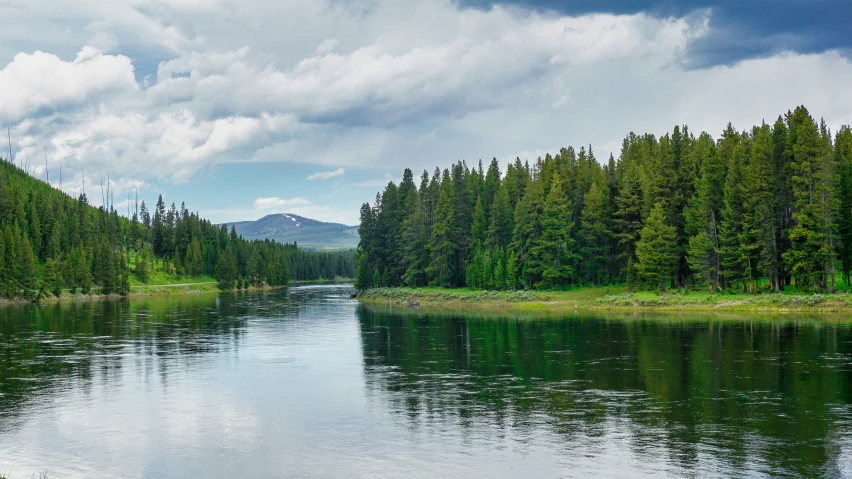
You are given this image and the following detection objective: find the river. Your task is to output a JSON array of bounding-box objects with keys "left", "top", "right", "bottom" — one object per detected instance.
[{"left": 0, "top": 284, "right": 850, "bottom": 478}]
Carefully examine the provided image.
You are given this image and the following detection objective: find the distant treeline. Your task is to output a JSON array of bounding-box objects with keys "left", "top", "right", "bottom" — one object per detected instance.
[
  {"left": 357, "top": 105, "right": 852, "bottom": 293},
  {"left": 0, "top": 160, "right": 355, "bottom": 299}
]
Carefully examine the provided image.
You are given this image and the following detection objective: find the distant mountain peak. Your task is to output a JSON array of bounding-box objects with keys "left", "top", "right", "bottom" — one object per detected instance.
[
  {"left": 279, "top": 213, "right": 300, "bottom": 226},
  {"left": 223, "top": 213, "right": 357, "bottom": 250}
]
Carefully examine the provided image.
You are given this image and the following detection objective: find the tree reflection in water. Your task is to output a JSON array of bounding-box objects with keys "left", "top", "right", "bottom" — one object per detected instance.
[{"left": 358, "top": 305, "right": 852, "bottom": 478}]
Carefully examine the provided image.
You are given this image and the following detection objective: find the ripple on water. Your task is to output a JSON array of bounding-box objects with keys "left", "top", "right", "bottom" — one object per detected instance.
[{"left": 1, "top": 286, "right": 852, "bottom": 478}]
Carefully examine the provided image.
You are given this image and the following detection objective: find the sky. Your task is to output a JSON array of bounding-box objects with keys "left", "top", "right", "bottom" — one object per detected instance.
[{"left": 0, "top": 0, "right": 850, "bottom": 226}]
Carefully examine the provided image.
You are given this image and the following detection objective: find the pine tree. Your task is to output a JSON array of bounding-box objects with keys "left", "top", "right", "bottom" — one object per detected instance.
[
  {"left": 3, "top": 225, "right": 18, "bottom": 295},
  {"left": 836, "top": 126, "right": 852, "bottom": 286},
  {"left": 511, "top": 176, "right": 545, "bottom": 288},
  {"left": 783, "top": 106, "right": 834, "bottom": 290},
  {"left": 493, "top": 256, "right": 506, "bottom": 290},
  {"left": 47, "top": 224, "right": 62, "bottom": 259},
  {"left": 355, "top": 251, "right": 373, "bottom": 289},
  {"left": 471, "top": 196, "right": 487, "bottom": 251},
  {"left": 506, "top": 249, "right": 519, "bottom": 290},
  {"left": 529, "top": 176, "right": 577, "bottom": 289},
  {"left": 465, "top": 249, "right": 481, "bottom": 288},
  {"left": 247, "top": 248, "right": 263, "bottom": 285},
  {"left": 718, "top": 129, "right": 746, "bottom": 290},
  {"left": 817, "top": 118, "right": 839, "bottom": 292},
  {"left": 580, "top": 180, "right": 612, "bottom": 285},
  {"left": 115, "top": 250, "right": 130, "bottom": 295},
  {"left": 625, "top": 256, "right": 638, "bottom": 291},
  {"left": 614, "top": 163, "right": 644, "bottom": 273},
  {"left": 25, "top": 200, "right": 41, "bottom": 260},
  {"left": 185, "top": 238, "right": 203, "bottom": 277},
  {"left": 427, "top": 174, "right": 458, "bottom": 287},
  {"left": 216, "top": 242, "right": 238, "bottom": 290},
  {"left": 739, "top": 124, "right": 778, "bottom": 292},
  {"left": 152, "top": 195, "right": 166, "bottom": 257},
  {"left": 43, "top": 257, "right": 63, "bottom": 297},
  {"left": 96, "top": 238, "right": 117, "bottom": 294},
  {"left": 356, "top": 202, "right": 378, "bottom": 288},
  {"left": 135, "top": 248, "right": 150, "bottom": 283},
  {"left": 685, "top": 132, "right": 722, "bottom": 291},
  {"left": 0, "top": 228, "right": 6, "bottom": 296},
  {"left": 15, "top": 224, "right": 37, "bottom": 296},
  {"left": 635, "top": 202, "right": 678, "bottom": 290},
  {"left": 77, "top": 248, "right": 93, "bottom": 294},
  {"left": 400, "top": 195, "right": 430, "bottom": 286},
  {"left": 687, "top": 231, "right": 717, "bottom": 292},
  {"left": 487, "top": 184, "right": 513, "bottom": 250}
]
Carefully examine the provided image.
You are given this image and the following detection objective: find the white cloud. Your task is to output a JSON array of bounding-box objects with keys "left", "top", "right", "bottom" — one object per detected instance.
[
  {"left": 254, "top": 196, "right": 311, "bottom": 210},
  {"left": 307, "top": 168, "right": 345, "bottom": 180},
  {"left": 0, "top": 46, "right": 136, "bottom": 122},
  {"left": 315, "top": 38, "right": 339, "bottom": 54},
  {"left": 201, "top": 196, "right": 354, "bottom": 224},
  {"left": 0, "top": 0, "right": 849, "bottom": 221}
]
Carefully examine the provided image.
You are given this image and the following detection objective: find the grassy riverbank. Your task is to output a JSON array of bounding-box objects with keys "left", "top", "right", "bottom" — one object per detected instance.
[
  {"left": 291, "top": 277, "right": 354, "bottom": 285},
  {"left": 356, "top": 286, "right": 852, "bottom": 313},
  {"left": 0, "top": 282, "right": 289, "bottom": 306}
]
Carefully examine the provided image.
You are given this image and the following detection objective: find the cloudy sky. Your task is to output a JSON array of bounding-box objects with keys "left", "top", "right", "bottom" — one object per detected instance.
[{"left": 1, "top": 0, "right": 850, "bottom": 225}]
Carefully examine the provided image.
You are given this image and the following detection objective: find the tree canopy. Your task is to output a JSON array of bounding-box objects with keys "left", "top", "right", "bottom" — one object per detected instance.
[{"left": 357, "top": 106, "right": 850, "bottom": 293}]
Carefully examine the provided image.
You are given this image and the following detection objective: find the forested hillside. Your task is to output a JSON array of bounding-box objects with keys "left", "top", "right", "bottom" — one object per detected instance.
[
  {"left": 0, "top": 160, "right": 355, "bottom": 300},
  {"left": 357, "top": 105, "right": 852, "bottom": 293}
]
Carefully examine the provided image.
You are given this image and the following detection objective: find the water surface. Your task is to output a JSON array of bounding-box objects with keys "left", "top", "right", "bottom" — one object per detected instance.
[{"left": 0, "top": 285, "right": 851, "bottom": 478}]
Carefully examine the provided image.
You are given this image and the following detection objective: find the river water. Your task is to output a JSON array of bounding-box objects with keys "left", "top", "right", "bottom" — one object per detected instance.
[{"left": 0, "top": 284, "right": 851, "bottom": 478}]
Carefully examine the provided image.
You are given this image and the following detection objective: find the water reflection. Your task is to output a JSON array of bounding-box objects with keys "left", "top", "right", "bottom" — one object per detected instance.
[
  {"left": 0, "top": 288, "right": 337, "bottom": 425},
  {"left": 2, "top": 288, "right": 851, "bottom": 478},
  {"left": 0, "top": 296, "right": 239, "bottom": 424},
  {"left": 357, "top": 306, "right": 852, "bottom": 478}
]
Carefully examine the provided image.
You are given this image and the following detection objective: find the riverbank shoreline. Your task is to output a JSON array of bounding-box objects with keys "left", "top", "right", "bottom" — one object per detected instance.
[
  {"left": 0, "top": 278, "right": 356, "bottom": 307},
  {"left": 290, "top": 277, "right": 354, "bottom": 285},
  {"left": 355, "top": 287, "right": 852, "bottom": 314},
  {"left": 0, "top": 283, "right": 290, "bottom": 307}
]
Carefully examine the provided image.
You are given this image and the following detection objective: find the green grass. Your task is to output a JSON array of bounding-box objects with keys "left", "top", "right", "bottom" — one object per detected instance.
[
  {"left": 290, "top": 276, "right": 354, "bottom": 284},
  {"left": 128, "top": 281, "right": 221, "bottom": 296},
  {"left": 128, "top": 269, "right": 216, "bottom": 287},
  {"left": 357, "top": 285, "right": 852, "bottom": 314}
]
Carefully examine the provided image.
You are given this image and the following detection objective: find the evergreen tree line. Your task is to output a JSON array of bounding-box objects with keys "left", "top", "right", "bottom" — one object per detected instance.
[
  {"left": 0, "top": 160, "right": 356, "bottom": 299},
  {"left": 356, "top": 105, "right": 852, "bottom": 293},
  {"left": 135, "top": 195, "right": 354, "bottom": 288}
]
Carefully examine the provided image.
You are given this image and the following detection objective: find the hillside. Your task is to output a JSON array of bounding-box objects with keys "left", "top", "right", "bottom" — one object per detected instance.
[
  {"left": 224, "top": 213, "right": 359, "bottom": 249},
  {"left": 0, "top": 159, "right": 356, "bottom": 301}
]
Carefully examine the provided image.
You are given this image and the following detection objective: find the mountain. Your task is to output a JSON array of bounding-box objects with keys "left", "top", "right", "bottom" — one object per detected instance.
[{"left": 224, "top": 213, "right": 359, "bottom": 249}]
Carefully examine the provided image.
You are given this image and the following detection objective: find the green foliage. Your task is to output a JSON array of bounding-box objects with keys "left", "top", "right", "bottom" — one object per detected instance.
[
  {"left": 635, "top": 203, "right": 679, "bottom": 289},
  {"left": 42, "top": 257, "right": 63, "bottom": 297},
  {"left": 216, "top": 243, "right": 238, "bottom": 290},
  {"left": 530, "top": 176, "right": 578, "bottom": 288},
  {"left": 426, "top": 175, "right": 458, "bottom": 287},
  {"left": 135, "top": 248, "right": 150, "bottom": 283},
  {"left": 356, "top": 105, "right": 852, "bottom": 296},
  {"left": 184, "top": 238, "right": 203, "bottom": 278},
  {"left": 685, "top": 132, "right": 723, "bottom": 290},
  {"left": 0, "top": 158, "right": 353, "bottom": 301},
  {"left": 580, "top": 180, "right": 614, "bottom": 285}
]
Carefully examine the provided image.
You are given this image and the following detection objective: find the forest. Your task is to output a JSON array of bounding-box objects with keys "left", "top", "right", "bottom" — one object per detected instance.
[
  {"left": 356, "top": 105, "right": 852, "bottom": 293},
  {"left": 0, "top": 159, "right": 356, "bottom": 300}
]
